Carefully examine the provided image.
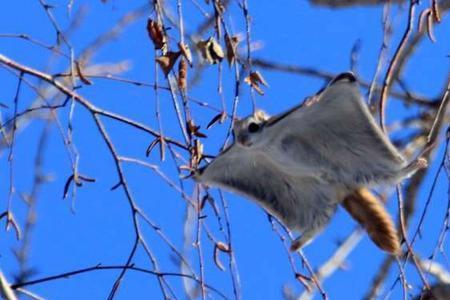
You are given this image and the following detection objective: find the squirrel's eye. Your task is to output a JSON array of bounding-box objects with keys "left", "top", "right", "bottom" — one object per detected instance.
[{"left": 248, "top": 122, "right": 260, "bottom": 133}]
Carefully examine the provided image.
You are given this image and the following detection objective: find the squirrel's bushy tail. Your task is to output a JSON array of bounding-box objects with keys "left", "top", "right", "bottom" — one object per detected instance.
[{"left": 342, "top": 188, "right": 400, "bottom": 254}]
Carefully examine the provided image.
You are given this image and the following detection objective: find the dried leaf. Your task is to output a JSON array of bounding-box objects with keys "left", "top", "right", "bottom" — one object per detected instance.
[
  {"left": 208, "top": 37, "right": 224, "bottom": 63},
  {"left": 145, "top": 137, "right": 165, "bottom": 161},
  {"left": 419, "top": 9, "right": 436, "bottom": 43},
  {"left": 146, "top": 138, "right": 160, "bottom": 157},
  {"left": 418, "top": 9, "right": 428, "bottom": 33},
  {"left": 225, "top": 34, "right": 239, "bottom": 66},
  {"left": 195, "top": 140, "right": 203, "bottom": 160},
  {"left": 156, "top": 51, "right": 181, "bottom": 76},
  {"left": 295, "top": 273, "right": 313, "bottom": 292},
  {"left": 207, "top": 112, "right": 224, "bottom": 129},
  {"left": 190, "top": 139, "right": 204, "bottom": 167},
  {"left": 426, "top": 11, "right": 436, "bottom": 42},
  {"left": 251, "top": 70, "right": 268, "bottom": 87},
  {"left": 214, "top": 245, "right": 226, "bottom": 271},
  {"left": 178, "top": 59, "right": 187, "bottom": 92},
  {"left": 63, "top": 174, "right": 75, "bottom": 199},
  {"left": 197, "top": 40, "right": 208, "bottom": 60},
  {"left": 146, "top": 18, "right": 166, "bottom": 50},
  {"left": 187, "top": 120, "right": 207, "bottom": 138},
  {"left": 244, "top": 71, "right": 269, "bottom": 95},
  {"left": 216, "top": 241, "right": 230, "bottom": 253},
  {"left": 200, "top": 195, "right": 209, "bottom": 210},
  {"left": 197, "top": 37, "right": 224, "bottom": 64},
  {"left": 78, "top": 174, "right": 96, "bottom": 183},
  {"left": 186, "top": 120, "right": 198, "bottom": 138},
  {"left": 178, "top": 42, "right": 193, "bottom": 67},
  {"left": 431, "top": 0, "right": 441, "bottom": 22},
  {"left": 194, "top": 131, "right": 207, "bottom": 138},
  {"left": 63, "top": 173, "right": 94, "bottom": 198}
]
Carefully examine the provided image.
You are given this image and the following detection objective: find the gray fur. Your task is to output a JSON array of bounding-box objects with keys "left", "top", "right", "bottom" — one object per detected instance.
[{"left": 196, "top": 72, "right": 423, "bottom": 249}]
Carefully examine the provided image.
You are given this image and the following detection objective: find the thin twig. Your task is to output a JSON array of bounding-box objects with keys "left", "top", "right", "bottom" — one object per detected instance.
[
  {"left": 10, "top": 264, "right": 227, "bottom": 299},
  {"left": 378, "top": 0, "right": 418, "bottom": 132}
]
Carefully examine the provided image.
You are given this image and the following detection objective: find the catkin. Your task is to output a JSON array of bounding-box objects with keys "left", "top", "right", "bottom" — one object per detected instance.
[{"left": 342, "top": 188, "right": 400, "bottom": 255}]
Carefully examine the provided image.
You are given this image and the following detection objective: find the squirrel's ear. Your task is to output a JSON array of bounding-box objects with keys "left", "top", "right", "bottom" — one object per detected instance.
[
  {"left": 254, "top": 110, "right": 270, "bottom": 122},
  {"left": 328, "top": 72, "right": 357, "bottom": 86}
]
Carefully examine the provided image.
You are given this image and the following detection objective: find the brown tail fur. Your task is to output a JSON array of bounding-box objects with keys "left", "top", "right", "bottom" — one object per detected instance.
[{"left": 341, "top": 188, "right": 400, "bottom": 254}]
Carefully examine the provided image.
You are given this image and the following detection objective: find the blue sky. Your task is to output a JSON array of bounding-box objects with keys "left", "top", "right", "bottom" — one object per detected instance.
[{"left": 0, "top": 0, "right": 449, "bottom": 299}]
